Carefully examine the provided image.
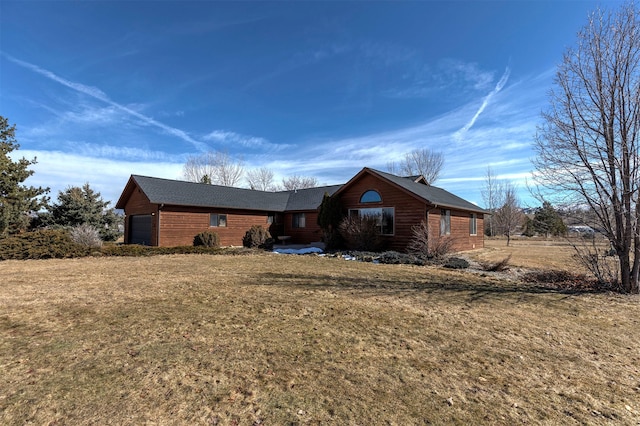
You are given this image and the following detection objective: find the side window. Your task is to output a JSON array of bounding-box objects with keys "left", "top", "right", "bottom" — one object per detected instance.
[
  {"left": 292, "top": 213, "right": 306, "bottom": 228},
  {"left": 210, "top": 213, "right": 227, "bottom": 227},
  {"left": 470, "top": 213, "right": 477, "bottom": 235},
  {"left": 440, "top": 209, "right": 451, "bottom": 236}
]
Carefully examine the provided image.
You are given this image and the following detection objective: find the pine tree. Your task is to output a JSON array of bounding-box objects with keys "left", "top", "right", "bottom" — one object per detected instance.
[
  {"left": 532, "top": 201, "right": 567, "bottom": 237},
  {"left": 47, "top": 184, "right": 121, "bottom": 241},
  {"left": 0, "top": 116, "right": 49, "bottom": 236},
  {"left": 317, "top": 192, "right": 343, "bottom": 249}
]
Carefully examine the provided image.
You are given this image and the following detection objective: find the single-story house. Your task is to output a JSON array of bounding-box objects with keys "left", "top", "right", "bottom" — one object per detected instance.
[{"left": 115, "top": 167, "right": 486, "bottom": 251}]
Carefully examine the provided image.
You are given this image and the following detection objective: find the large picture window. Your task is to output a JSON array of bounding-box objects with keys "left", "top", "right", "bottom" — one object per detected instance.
[
  {"left": 349, "top": 207, "right": 394, "bottom": 235},
  {"left": 440, "top": 209, "right": 451, "bottom": 236},
  {"left": 292, "top": 213, "right": 306, "bottom": 228},
  {"left": 210, "top": 213, "right": 227, "bottom": 227}
]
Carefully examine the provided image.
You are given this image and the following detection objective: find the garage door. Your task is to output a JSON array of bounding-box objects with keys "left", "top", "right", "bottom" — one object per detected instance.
[{"left": 130, "top": 215, "right": 152, "bottom": 245}]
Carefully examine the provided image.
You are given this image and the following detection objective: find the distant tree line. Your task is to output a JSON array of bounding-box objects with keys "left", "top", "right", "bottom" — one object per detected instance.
[{"left": 182, "top": 151, "right": 319, "bottom": 191}]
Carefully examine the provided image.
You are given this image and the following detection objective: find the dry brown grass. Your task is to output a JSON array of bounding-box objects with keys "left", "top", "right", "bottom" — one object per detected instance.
[
  {"left": 467, "top": 237, "right": 611, "bottom": 272},
  {"left": 2, "top": 252, "right": 640, "bottom": 425}
]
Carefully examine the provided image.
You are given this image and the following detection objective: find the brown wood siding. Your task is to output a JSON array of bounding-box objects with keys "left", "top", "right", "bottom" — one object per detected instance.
[
  {"left": 339, "top": 173, "right": 484, "bottom": 252},
  {"left": 118, "top": 172, "right": 483, "bottom": 250},
  {"left": 158, "top": 206, "right": 272, "bottom": 247},
  {"left": 428, "top": 209, "right": 485, "bottom": 252},
  {"left": 283, "top": 211, "right": 323, "bottom": 244},
  {"left": 338, "top": 174, "right": 426, "bottom": 251},
  {"left": 121, "top": 187, "right": 159, "bottom": 246}
]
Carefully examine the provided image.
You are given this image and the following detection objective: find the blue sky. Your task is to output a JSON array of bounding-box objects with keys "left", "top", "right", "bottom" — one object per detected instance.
[{"left": 0, "top": 0, "right": 622, "bottom": 208}]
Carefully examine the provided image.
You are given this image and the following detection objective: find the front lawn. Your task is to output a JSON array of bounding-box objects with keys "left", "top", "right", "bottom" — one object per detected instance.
[{"left": 1, "top": 253, "right": 639, "bottom": 424}]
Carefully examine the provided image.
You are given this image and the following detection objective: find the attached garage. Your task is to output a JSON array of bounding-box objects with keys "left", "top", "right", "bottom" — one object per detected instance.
[{"left": 129, "top": 215, "right": 152, "bottom": 245}]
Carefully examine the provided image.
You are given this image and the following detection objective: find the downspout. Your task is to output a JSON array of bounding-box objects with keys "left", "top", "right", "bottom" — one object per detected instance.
[{"left": 157, "top": 204, "right": 164, "bottom": 246}]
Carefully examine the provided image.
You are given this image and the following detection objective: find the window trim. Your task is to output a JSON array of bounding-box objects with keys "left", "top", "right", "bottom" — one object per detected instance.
[{"left": 210, "top": 213, "right": 227, "bottom": 227}]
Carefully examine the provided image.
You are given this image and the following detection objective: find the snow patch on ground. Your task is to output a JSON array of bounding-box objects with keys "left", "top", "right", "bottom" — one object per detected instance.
[{"left": 273, "top": 247, "right": 324, "bottom": 255}]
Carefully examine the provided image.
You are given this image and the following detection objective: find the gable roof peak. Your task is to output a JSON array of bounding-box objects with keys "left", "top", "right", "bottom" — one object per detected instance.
[{"left": 347, "top": 167, "right": 486, "bottom": 214}]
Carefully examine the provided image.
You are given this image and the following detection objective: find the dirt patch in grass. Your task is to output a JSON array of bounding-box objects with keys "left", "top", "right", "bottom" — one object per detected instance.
[{"left": 2, "top": 254, "right": 640, "bottom": 424}]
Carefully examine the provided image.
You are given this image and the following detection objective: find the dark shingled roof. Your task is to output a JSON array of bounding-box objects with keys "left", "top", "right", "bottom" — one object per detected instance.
[
  {"left": 284, "top": 185, "right": 342, "bottom": 211},
  {"left": 123, "top": 175, "right": 341, "bottom": 212},
  {"left": 368, "top": 168, "right": 487, "bottom": 214},
  {"left": 118, "top": 168, "right": 484, "bottom": 214}
]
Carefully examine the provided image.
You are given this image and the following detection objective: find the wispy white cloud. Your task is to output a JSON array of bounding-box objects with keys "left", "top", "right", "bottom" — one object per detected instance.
[
  {"left": 454, "top": 66, "right": 511, "bottom": 141},
  {"left": 70, "top": 143, "right": 180, "bottom": 162},
  {"left": 4, "top": 54, "right": 209, "bottom": 152},
  {"left": 385, "top": 59, "right": 497, "bottom": 99},
  {"left": 269, "top": 68, "right": 548, "bottom": 205},
  {"left": 16, "top": 149, "right": 184, "bottom": 207},
  {"left": 60, "top": 105, "right": 124, "bottom": 125},
  {"left": 443, "top": 59, "right": 496, "bottom": 90},
  {"left": 202, "top": 130, "right": 290, "bottom": 151}
]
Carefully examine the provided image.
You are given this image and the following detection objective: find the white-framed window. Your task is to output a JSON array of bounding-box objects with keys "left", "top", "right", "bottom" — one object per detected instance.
[
  {"left": 210, "top": 213, "right": 227, "bottom": 227},
  {"left": 440, "top": 209, "right": 451, "bottom": 236},
  {"left": 348, "top": 207, "right": 394, "bottom": 235},
  {"left": 292, "top": 213, "right": 306, "bottom": 228},
  {"left": 470, "top": 213, "right": 477, "bottom": 235}
]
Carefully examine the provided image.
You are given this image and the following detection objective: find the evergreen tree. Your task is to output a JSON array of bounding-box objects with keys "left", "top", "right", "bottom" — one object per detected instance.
[
  {"left": 532, "top": 201, "right": 567, "bottom": 237},
  {"left": 317, "top": 192, "right": 343, "bottom": 249},
  {"left": 0, "top": 116, "right": 49, "bottom": 236},
  {"left": 47, "top": 183, "right": 121, "bottom": 241}
]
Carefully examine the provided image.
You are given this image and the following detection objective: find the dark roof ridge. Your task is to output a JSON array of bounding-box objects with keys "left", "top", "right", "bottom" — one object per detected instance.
[{"left": 274, "top": 182, "right": 345, "bottom": 194}]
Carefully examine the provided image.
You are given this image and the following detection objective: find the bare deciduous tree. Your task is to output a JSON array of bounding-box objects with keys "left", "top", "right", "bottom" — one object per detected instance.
[
  {"left": 246, "top": 167, "right": 276, "bottom": 191},
  {"left": 182, "top": 151, "right": 244, "bottom": 187},
  {"left": 532, "top": 2, "right": 640, "bottom": 293},
  {"left": 481, "top": 166, "right": 501, "bottom": 237},
  {"left": 281, "top": 174, "right": 318, "bottom": 191},
  {"left": 493, "top": 183, "right": 522, "bottom": 247},
  {"left": 387, "top": 148, "right": 444, "bottom": 184}
]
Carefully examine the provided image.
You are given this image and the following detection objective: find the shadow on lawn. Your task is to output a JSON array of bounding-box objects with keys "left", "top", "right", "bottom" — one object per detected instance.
[{"left": 255, "top": 269, "right": 605, "bottom": 303}]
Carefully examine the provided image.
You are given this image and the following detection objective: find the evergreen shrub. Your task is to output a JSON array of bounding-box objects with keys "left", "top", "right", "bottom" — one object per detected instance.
[
  {"left": 242, "top": 225, "right": 274, "bottom": 250},
  {"left": 0, "top": 229, "right": 90, "bottom": 260},
  {"left": 193, "top": 231, "right": 220, "bottom": 248}
]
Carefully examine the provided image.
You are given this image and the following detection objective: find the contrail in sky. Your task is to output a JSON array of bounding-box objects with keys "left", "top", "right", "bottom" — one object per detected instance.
[
  {"left": 4, "top": 54, "right": 208, "bottom": 151},
  {"left": 456, "top": 66, "right": 511, "bottom": 140}
]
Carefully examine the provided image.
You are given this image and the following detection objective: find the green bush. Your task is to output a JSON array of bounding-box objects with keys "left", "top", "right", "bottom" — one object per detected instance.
[
  {"left": 0, "top": 229, "right": 90, "bottom": 260},
  {"left": 193, "top": 231, "right": 220, "bottom": 248},
  {"left": 100, "top": 244, "right": 225, "bottom": 257},
  {"left": 242, "top": 225, "right": 274, "bottom": 250}
]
